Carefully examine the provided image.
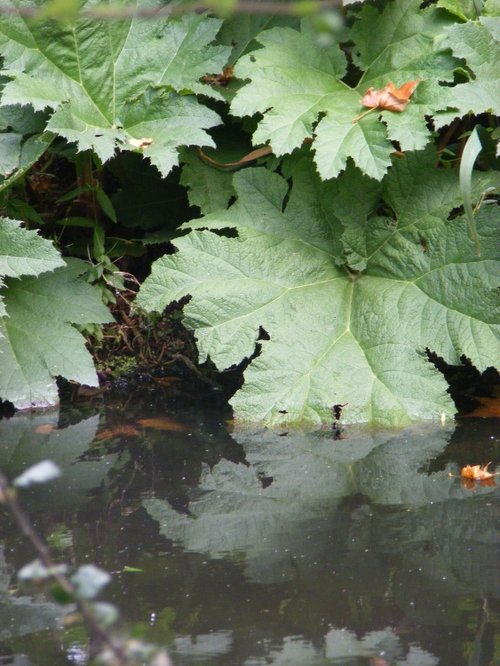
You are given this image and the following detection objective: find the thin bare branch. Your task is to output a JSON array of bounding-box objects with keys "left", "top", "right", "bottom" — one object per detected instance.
[
  {"left": 0, "top": 469, "right": 129, "bottom": 665},
  {"left": 0, "top": 0, "right": 343, "bottom": 21}
]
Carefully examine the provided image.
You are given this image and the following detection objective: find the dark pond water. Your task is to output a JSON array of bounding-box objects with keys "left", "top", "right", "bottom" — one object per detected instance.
[{"left": 0, "top": 402, "right": 499, "bottom": 666}]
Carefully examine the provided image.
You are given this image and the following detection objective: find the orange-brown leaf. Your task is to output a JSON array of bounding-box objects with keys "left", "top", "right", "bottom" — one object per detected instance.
[
  {"left": 463, "top": 396, "right": 500, "bottom": 418},
  {"left": 478, "top": 477, "right": 497, "bottom": 487},
  {"left": 361, "top": 80, "right": 419, "bottom": 112},
  {"left": 96, "top": 425, "right": 141, "bottom": 441},
  {"left": 460, "top": 476, "right": 476, "bottom": 491},
  {"left": 460, "top": 462, "right": 497, "bottom": 481},
  {"left": 461, "top": 475, "right": 496, "bottom": 490},
  {"left": 137, "top": 417, "right": 188, "bottom": 432},
  {"left": 201, "top": 66, "right": 234, "bottom": 87}
]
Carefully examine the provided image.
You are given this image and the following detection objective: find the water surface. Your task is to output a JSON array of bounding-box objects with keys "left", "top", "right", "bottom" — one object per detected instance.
[{"left": 0, "top": 404, "right": 498, "bottom": 666}]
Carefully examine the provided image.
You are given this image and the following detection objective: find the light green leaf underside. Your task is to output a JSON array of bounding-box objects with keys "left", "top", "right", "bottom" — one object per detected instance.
[
  {"left": 0, "top": 133, "right": 22, "bottom": 176},
  {"left": 350, "top": 0, "right": 454, "bottom": 88},
  {"left": 231, "top": 24, "right": 349, "bottom": 159},
  {"left": 0, "top": 216, "right": 64, "bottom": 279},
  {"left": 0, "top": 259, "right": 113, "bottom": 409},
  {"left": 483, "top": 0, "right": 500, "bottom": 18},
  {"left": 313, "top": 109, "right": 393, "bottom": 181},
  {"left": 138, "top": 154, "right": 500, "bottom": 426},
  {"left": 0, "top": 213, "right": 63, "bottom": 318},
  {"left": 183, "top": 159, "right": 343, "bottom": 255},
  {"left": 0, "top": 2, "right": 230, "bottom": 175},
  {"left": 445, "top": 21, "right": 499, "bottom": 116},
  {"left": 230, "top": 1, "right": 455, "bottom": 180},
  {"left": 437, "top": 0, "right": 479, "bottom": 20}
]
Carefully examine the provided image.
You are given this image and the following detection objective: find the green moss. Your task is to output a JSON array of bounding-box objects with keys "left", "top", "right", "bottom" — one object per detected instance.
[{"left": 99, "top": 354, "right": 138, "bottom": 378}]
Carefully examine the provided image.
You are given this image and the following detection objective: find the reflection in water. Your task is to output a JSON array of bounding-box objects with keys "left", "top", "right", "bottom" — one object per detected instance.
[
  {"left": 0, "top": 546, "right": 63, "bottom": 641},
  {"left": 0, "top": 408, "right": 498, "bottom": 666}
]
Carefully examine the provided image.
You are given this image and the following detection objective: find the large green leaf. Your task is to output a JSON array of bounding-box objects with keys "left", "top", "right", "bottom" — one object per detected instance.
[
  {"left": 0, "top": 1, "right": 230, "bottom": 176},
  {"left": 144, "top": 424, "right": 498, "bottom": 591},
  {"left": 0, "top": 216, "right": 64, "bottom": 317},
  {"left": 0, "top": 412, "right": 119, "bottom": 509},
  {"left": 434, "top": 20, "right": 500, "bottom": 128},
  {"left": 0, "top": 100, "right": 48, "bottom": 135},
  {"left": 180, "top": 148, "right": 235, "bottom": 215},
  {"left": 230, "top": 1, "right": 456, "bottom": 180},
  {"left": 137, "top": 153, "right": 500, "bottom": 426},
  {"left": 0, "top": 132, "right": 22, "bottom": 176},
  {"left": 0, "top": 259, "right": 112, "bottom": 409},
  {"left": 0, "top": 134, "right": 53, "bottom": 196},
  {"left": 437, "top": 0, "right": 479, "bottom": 20},
  {"left": 217, "top": 13, "right": 299, "bottom": 65},
  {"left": 0, "top": 217, "right": 64, "bottom": 278}
]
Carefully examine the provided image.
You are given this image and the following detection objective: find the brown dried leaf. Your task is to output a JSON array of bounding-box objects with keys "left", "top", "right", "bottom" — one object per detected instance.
[
  {"left": 137, "top": 417, "right": 188, "bottom": 432},
  {"left": 463, "top": 396, "right": 500, "bottom": 418},
  {"left": 478, "top": 477, "right": 497, "bottom": 487},
  {"left": 95, "top": 425, "right": 141, "bottom": 441},
  {"left": 201, "top": 66, "right": 234, "bottom": 87},
  {"left": 361, "top": 80, "right": 419, "bottom": 112},
  {"left": 461, "top": 475, "right": 497, "bottom": 490},
  {"left": 460, "top": 476, "right": 476, "bottom": 490},
  {"left": 460, "top": 462, "right": 497, "bottom": 481}
]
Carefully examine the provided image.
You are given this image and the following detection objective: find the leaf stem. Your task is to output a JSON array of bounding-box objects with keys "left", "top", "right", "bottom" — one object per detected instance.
[
  {"left": 352, "top": 106, "right": 377, "bottom": 124},
  {"left": 0, "top": 470, "right": 129, "bottom": 664}
]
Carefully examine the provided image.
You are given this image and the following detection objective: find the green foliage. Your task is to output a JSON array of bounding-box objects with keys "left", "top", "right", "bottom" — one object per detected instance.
[
  {"left": 0, "top": 257, "right": 112, "bottom": 409},
  {"left": 0, "top": 217, "right": 64, "bottom": 317},
  {"left": 138, "top": 151, "right": 500, "bottom": 426},
  {"left": 0, "top": 133, "right": 22, "bottom": 176},
  {"left": 230, "top": 0, "right": 457, "bottom": 179},
  {"left": 217, "top": 13, "right": 299, "bottom": 64},
  {"left": 180, "top": 148, "right": 236, "bottom": 214},
  {"left": 0, "top": 0, "right": 498, "bottom": 423},
  {"left": 459, "top": 126, "right": 484, "bottom": 255},
  {"left": 435, "top": 20, "right": 500, "bottom": 127},
  {"left": 0, "top": 134, "right": 53, "bottom": 195},
  {"left": 0, "top": 1, "right": 230, "bottom": 176},
  {"left": 437, "top": 0, "right": 480, "bottom": 21},
  {"left": 0, "top": 217, "right": 64, "bottom": 279}
]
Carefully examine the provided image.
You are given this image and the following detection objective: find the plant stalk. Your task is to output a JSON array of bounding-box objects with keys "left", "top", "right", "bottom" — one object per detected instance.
[{"left": 0, "top": 470, "right": 129, "bottom": 665}]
